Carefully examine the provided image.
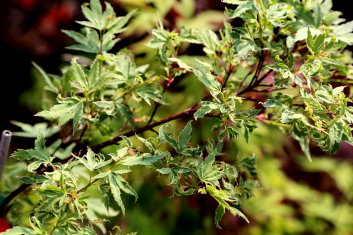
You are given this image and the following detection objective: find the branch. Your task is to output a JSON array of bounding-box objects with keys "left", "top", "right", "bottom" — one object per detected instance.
[
  {"left": 0, "top": 184, "right": 30, "bottom": 216},
  {"left": 238, "top": 69, "right": 273, "bottom": 96},
  {"left": 221, "top": 64, "right": 235, "bottom": 91},
  {"left": 92, "top": 107, "right": 198, "bottom": 151},
  {"left": 147, "top": 83, "right": 169, "bottom": 125}
]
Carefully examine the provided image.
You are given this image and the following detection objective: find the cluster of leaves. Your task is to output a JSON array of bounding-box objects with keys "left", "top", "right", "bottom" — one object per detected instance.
[
  {"left": 2, "top": 0, "right": 353, "bottom": 233},
  {"left": 238, "top": 128, "right": 353, "bottom": 235}
]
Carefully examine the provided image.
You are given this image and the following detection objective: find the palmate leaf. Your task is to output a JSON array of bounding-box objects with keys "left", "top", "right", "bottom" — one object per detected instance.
[
  {"left": 94, "top": 100, "right": 134, "bottom": 126},
  {"left": 159, "top": 122, "right": 194, "bottom": 154},
  {"left": 266, "top": 3, "right": 295, "bottom": 27},
  {"left": 36, "top": 96, "right": 84, "bottom": 133},
  {"left": 63, "top": 0, "right": 135, "bottom": 54},
  {"left": 233, "top": 37, "right": 258, "bottom": 58},
  {"left": 206, "top": 185, "right": 249, "bottom": 226},
  {"left": 196, "top": 155, "right": 224, "bottom": 186},
  {"left": 14, "top": 0, "right": 353, "bottom": 231},
  {"left": 293, "top": 133, "right": 312, "bottom": 161},
  {"left": 306, "top": 30, "right": 327, "bottom": 55},
  {"left": 136, "top": 85, "right": 166, "bottom": 105},
  {"left": 266, "top": 56, "right": 303, "bottom": 86},
  {"left": 12, "top": 135, "right": 53, "bottom": 172},
  {"left": 11, "top": 121, "right": 59, "bottom": 138},
  {"left": 113, "top": 52, "right": 134, "bottom": 80},
  {"left": 78, "top": 0, "right": 135, "bottom": 32},
  {"left": 108, "top": 171, "right": 137, "bottom": 215},
  {"left": 85, "top": 198, "right": 119, "bottom": 232},
  {"left": 37, "top": 185, "right": 66, "bottom": 210},
  {"left": 77, "top": 148, "right": 112, "bottom": 171},
  {"left": 63, "top": 28, "right": 101, "bottom": 54},
  {"left": 77, "top": 0, "right": 109, "bottom": 30},
  {"left": 157, "top": 166, "right": 193, "bottom": 186}
]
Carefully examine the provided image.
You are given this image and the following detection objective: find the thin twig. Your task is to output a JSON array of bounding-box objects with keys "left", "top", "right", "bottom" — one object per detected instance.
[
  {"left": 92, "top": 107, "right": 198, "bottom": 151},
  {"left": 0, "top": 184, "right": 30, "bottom": 216},
  {"left": 238, "top": 69, "right": 273, "bottom": 96},
  {"left": 221, "top": 65, "right": 235, "bottom": 91}
]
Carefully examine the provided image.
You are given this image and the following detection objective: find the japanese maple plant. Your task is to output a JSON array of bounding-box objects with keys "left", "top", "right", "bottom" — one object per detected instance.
[{"left": 2, "top": 0, "right": 353, "bottom": 234}]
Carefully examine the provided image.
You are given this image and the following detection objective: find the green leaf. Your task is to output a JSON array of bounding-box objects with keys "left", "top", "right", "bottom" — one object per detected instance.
[
  {"left": 177, "top": 121, "right": 193, "bottom": 153},
  {"left": 87, "top": 57, "right": 100, "bottom": 88},
  {"left": 291, "top": 128, "right": 312, "bottom": 161},
  {"left": 12, "top": 149, "right": 32, "bottom": 160},
  {"left": 136, "top": 136, "right": 155, "bottom": 152},
  {"left": 14, "top": 135, "right": 53, "bottom": 172},
  {"left": 37, "top": 185, "right": 66, "bottom": 210},
  {"left": 266, "top": 3, "right": 294, "bottom": 27},
  {"left": 197, "top": 155, "right": 224, "bottom": 186},
  {"left": 63, "top": 29, "right": 101, "bottom": 54},
  {"left": 159, "top": 124, "right": 178, "bottom": 149},
  {"left": 71, "top": 59, "right": 88, "bottom": 90},
  {"left": 36, "top": 96, "right": 84, "bottom": 132},
  {"left": 108, "top": 9, "right": 136, "bottom": 34},
  {"left": 116, "top": 103, "right": 135, "bottom": 127},
  {"left": 225, "top": 1, "right": 257, "bottom": 19},
  {"left": 214, "top": 205, "right": 225, "bottom": 229},
  {"left": 333, "top": 21, "right": 353, "bottom": 45},
  {"left": 206, "top": 185, "right": 249, "bottom": 223},
  {"left": 108, "top": 172, "right": 137, "bottom": 215},
  {"left": 168, "top": 58, "right": 192, "bottom": 70},
  {"left": 73, "top": 101, "right": 84, "bottom": 132},
  {"left": 11, "top": 121, "right": 59, "bottom": 138},
  {"left": 196, "top": 29, "right": 220, "bottom": 54},
  {"left": 192, "top": 60, "right": 221, "bottom": 99},
  {"left": 263, "top": 99, "right": 284, "bottom": 108},
  {"left": 32, "top": 62, "right": 58, "bottom": 93},
  {"left": 79, "top": 0, "right": 104, "bottom": 30},
  {"left": 221, "top": 0, "right": 247, "bottom": 4},
  {"left": 233, "top": 37, "right": 258, "bottom": 58},
  {"left": 194, "top": 102, "right": 220, "bottom": 119},
  {"left": 120, "top": 153, "right": 164, "bottom": 166},
  {"left": 306, "top": 29, "right": 326, "bottom": 55},
  {"left": 136, "top": 85, "right": 166, "bottom": 105},
  {"left": 91, "top": 171, "right": 112, "bottom": 181},
  {"left": 77, "top": 148, "right": 112, "bottom": 171},
  {"left": 19, "top": 175, "right": 47, "bottom": 184},
  {"left": 1, "top": 226, "right": 38, "bottom": 235}
]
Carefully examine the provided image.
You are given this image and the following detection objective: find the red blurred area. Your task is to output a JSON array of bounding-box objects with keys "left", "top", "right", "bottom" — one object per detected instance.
[
  {"left": 0, "top": 218, "right": 11, "bottom": 232},
  {"left": 14, "top": 0, "right": 37, "bottom": 10},
  {"left": 2, "top": 0, "right": 78, "bottom": 57}
]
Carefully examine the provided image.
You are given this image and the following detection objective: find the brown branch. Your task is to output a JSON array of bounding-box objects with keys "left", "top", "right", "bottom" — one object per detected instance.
[
  {"left": 238, "top": 69, "right": 273, "bottom": 96},
  {"left": 0, "top": 184, "right": 30, "bottom": 216},
  {"left": 1, "top": 107, "right": 200, "bottom": 212},
  {"left": 221, "top": 64, "right": 235, "bottom": 91},
  {"left": 92, "top": 107, "right": 198, "bottom": 151}
]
